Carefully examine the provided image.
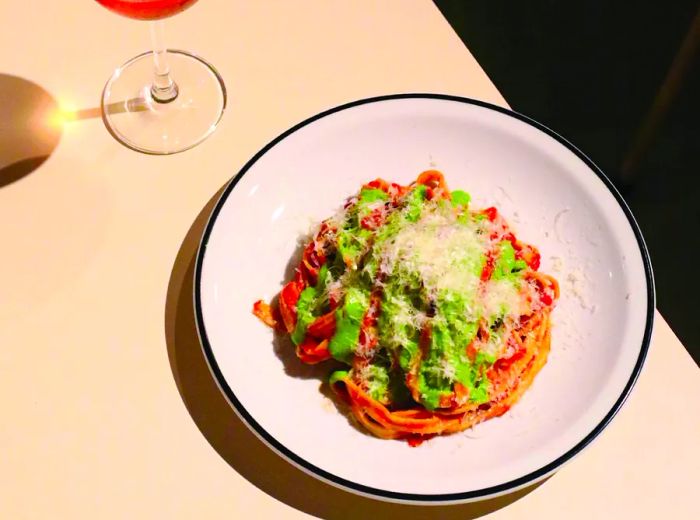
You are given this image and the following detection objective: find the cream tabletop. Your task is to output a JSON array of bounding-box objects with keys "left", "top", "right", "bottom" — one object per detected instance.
[{"left": 1, "top": 1, "right": 698, "bottom": 518}]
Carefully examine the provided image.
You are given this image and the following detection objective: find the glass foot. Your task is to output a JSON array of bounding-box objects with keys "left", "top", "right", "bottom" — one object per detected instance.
[{"left": 101, "top": 49, "right": 226, "bottom": 155}]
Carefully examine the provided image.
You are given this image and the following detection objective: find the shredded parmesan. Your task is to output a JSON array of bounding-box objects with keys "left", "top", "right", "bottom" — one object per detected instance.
[
  {"left": 426, "top": 358, "right": 458, "bottom": 382},
  {"left": 480, "top": 279, "right": 525, "bottom": 322},
  {"left": 566, "top": 268, "right": 595, "bottom": 311},
  {"left": 550, "top": 256, "right": 564, "bottom": 273},
  {"left": 379, "top": 205, "right": 486, "bottom": 300}
]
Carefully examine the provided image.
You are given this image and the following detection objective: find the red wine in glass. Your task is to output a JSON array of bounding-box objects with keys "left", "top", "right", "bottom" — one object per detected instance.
[
  {"left": 95, "top": 0, "right": 225, "bottom": 154},
  {"left": 96, "top": 0, "right": 198, "bottom": 21}
]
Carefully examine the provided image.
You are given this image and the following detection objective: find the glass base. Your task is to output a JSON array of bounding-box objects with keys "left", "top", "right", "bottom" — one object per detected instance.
[{"left": 101, "top": 50, "right": 226, "bottom": 155}]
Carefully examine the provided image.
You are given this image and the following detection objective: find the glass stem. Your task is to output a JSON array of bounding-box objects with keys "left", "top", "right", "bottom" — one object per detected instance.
[{"left": 149, "top": 20, "right": 178, "bottom": 103}]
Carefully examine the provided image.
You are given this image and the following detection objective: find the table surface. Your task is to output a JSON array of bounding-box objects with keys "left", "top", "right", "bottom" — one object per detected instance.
[{"left": 1, "top": 1, "right": 698, "bottom": 518}]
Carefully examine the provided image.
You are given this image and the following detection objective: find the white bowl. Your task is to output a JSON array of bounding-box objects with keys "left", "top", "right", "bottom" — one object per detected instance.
[{"left": 195, "top": 95, "right": 654, "bottom": 504}]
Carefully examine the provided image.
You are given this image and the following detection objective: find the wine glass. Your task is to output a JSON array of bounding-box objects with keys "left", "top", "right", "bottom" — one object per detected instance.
[{"left": 96, "top": 0, "right": 226, "bottom": 154}]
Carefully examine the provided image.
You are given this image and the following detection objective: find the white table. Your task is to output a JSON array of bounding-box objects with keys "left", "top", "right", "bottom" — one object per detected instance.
[{"left": 1, "top": 1, "right": 697, "bottom": 518}]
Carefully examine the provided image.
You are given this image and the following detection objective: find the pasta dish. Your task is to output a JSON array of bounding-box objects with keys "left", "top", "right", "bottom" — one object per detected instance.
[{"left": 253, "top": 170, "right": 558, "bottom": 445}]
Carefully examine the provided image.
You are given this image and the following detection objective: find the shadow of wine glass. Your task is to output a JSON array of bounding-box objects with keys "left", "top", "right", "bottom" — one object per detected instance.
[
  {"left": 0, "top": 73, "right": 63, "bottom": 188},
  {"left": 164, "top": 186, "right": 547, "bottom": 519},
  {"left": 0, "top": 72, "right": 139, "bottom": 188}
]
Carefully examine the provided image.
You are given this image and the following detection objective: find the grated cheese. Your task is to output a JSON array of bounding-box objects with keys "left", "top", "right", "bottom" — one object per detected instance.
[
  {"left": 566, "top": 268, "right": 595, "bottom": 311},
  {"left": 426, "top": 358, "right": 458, "bottom": 382},
  {"left": 550, "top": 256, "right": 564, "bottom": 273},
  {"left": 480, "top": 279, "right": 524, "bottom": 323},
  {"left": 379, "top": 205, "right": 486, "bottom": 300}
]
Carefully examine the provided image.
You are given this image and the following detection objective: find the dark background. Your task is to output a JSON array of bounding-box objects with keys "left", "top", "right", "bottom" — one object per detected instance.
[{"left": 435, "top": 1, "right": 699, "bottom": 363}]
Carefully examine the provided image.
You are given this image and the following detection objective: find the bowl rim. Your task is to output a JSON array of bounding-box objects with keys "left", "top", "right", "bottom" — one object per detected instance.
[{"left": 193, "top": 93, "right": 655, "bottom": 503}]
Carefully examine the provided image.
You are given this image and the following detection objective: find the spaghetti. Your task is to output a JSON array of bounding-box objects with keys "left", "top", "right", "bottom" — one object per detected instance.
[{"left": 254, "top": 171, "right": 559, "bottom": 445}]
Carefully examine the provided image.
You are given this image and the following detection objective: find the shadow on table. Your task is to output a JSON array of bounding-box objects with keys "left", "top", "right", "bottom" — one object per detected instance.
[
  {"left": 164, "top": 187, "right": 546, "bottom": 519},
  {"left": 0, "top": 71, "right": 155, "bottom": 187},
  {"left": 0, "top": 73, "right": 63, "bottom": 188}
]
